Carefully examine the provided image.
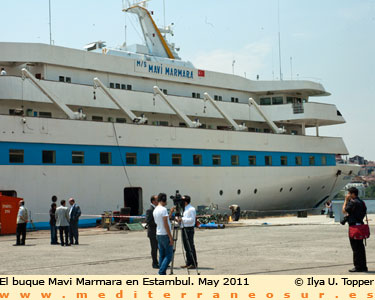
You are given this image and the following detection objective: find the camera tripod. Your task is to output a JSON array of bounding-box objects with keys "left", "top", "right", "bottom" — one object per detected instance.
[{"left": 170, "top": 218, "right": 200, "bottom": 275}]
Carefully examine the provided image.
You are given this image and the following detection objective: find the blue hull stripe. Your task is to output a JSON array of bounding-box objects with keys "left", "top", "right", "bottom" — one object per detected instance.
[{"left": 0, "top": 141, "right": 336, "bottom": 167}]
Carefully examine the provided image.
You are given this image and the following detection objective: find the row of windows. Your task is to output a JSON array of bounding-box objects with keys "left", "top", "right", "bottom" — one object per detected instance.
[
  {"left": 109, "top": 82, "right": 133, "bottom": 91},
  {"left": 8, "top": 149, "right": 328, "bottom": 166}
]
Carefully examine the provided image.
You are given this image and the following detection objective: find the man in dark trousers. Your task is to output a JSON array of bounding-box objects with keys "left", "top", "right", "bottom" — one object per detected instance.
[
  {"left": 14, "top": 200, "right": 28, "bottom": 246},
  {"left": 68, "top": 198, "right": 81, "bottom": 245},
  {"left": 56, "top": 200, "right": 70, "bottom": 246},
  {"left": 146, "top": 195, "right": 159, "bottom": 269},
  {"left": 342, "top": 187, "right": 368, "bottom": 272},
  {"left": 49, "top": 202, "right": 58, "bottom": 245},
  {"left": 179, "top": 196, "right": 198, "bottom": 269}
]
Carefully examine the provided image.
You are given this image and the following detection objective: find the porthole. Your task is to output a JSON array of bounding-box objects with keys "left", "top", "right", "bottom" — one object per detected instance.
[
  {"left": 219, "top": 190, "right": 223, "bottom": 196},
  {"left": 280, "top": 188, "right": 283, "bottom": 192},
  {"left": 307, "top": 186, "right": 310, "bottom": 191},
  {"left": 322, "top": 186, "right": 325, "bottom": 189},
  {"left": 289, "top": 187, "right": 293, "bottom": 192},
  {"left": 254, "top": 189, "right": 258, "bottom": 194},
  {"left": 237, "top": 189, "right": 241, "bottom": 195}
]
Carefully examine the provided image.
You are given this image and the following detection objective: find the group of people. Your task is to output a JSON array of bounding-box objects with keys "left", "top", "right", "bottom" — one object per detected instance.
[
  {"left": 49, "top": 196, "right": 81, "bottom": 246},
  {"left": 15, "top": 197, "right": 81, "bottom": 246},
  {"left": 146, "top": 193, "right": 198, "bottom": 275},
  {"left": 14, "top": 187, "right": 368, "bottom": 274}
]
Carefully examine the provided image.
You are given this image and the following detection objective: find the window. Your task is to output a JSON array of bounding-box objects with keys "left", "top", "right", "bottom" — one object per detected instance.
[
  {"left": 179, "top": 122, "right": 187, "bottom": 127},
  {"left": 172, "top": 154, "right": 182, "bottom": 165},
  {"left": 159, "top": 121, "right": 169, "bottom": 126},
  {"left": 127, "top": 85, "right": 132, "bottom": 90},
  {"left": 35, "top": 73, "right": 42, "bottom": 79},
  {"left": 92, "top": 116, "right": 103, "bottom": 122},
  {"left": 231, "top": 155, "right": 239, "bottom": 166},
  {"left": 121, "top": 84, "right": 126, "bottom": 90},
  {"left": 231, "top": 97, "right": 239, "bottom": 103},
  {"left": 321, "top": 156, "right": 327, "bottom": 166},
  {"left": 309, "top": 156, "right": 315, "bottom": 166},
  {"left": 286, "top": 97, "right": 294, "bottom": 104},
  {"left": 214, "top": 95, "right": 222, "bottom": 101},
  {"left": 265, "top": 156, "right": 272, "bottom": 166},
  {"left": 100, "top": 152, "right": 112, "bottom": 165},
  {"left": 263, "top": 128, "right": 271, "bottom": 133},
  {"left": 59, "top": 76, "right": 65, "bottom": 82},
  {"left": 162, "top": 89, "right": 168, "bottom": 95},
  {"left": 115, "top": 83, "right": 120, "bottom": 89},
  {"left": 272, "top": 96, "right": 283, "bottom": 105},
  {"left": 280, "top": 156, "right": 288, "bottom": 166},
  {"left": 126, "top": 153, "right": 137, "bottom": 165},
  {"left": 193, "top": 154, "right": 202, "bottom": 166},
  {"left": 39, "top": 112, "right": 52, "bottom": 118},
  {"left": 9, "top": 149, "right": 24, "bottom": 163},
  {"left": 149, "top": 153, "right": 160, "bottom": 165},
  {"left": 212, "top": 155, "right": 221, "bottom": 166},
  {"left": 9, "top": 109, "right": 23, "bottom": 116},
  {"left": 65, "top": 77, "right": 71, "bottom": 83},
  {"left": 192, "top": 92, "right": 201, "bottom": 99},
  {"left": 72, "top": 151, "right": 84, "bottom": 164},
  {"left": 260, "top": 97, "right": 271, "bottom": 105},
  {"left": 109, "top": 83, "right": 114, "bottom": 88},
  {"left": 116, "top": 118, "right": 126, "bottom": 123},
  {"left": 42, "top": 150, "right": 56, "bottom": 164},
  {"left": 295, "top": 156, "right": 302, "bottom": 166},
  {"left": 248, "top": 155, "right": 256, "bottom": 166}
]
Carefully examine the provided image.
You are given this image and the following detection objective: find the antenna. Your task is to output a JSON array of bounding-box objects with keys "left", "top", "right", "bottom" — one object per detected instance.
[
  {"left": 163, "top": 0, "right": 166, "bottom": 29},
  {"left": 123, "top": 0, "right": 128, "bottom": 45},
  {"left": 48, "top": 0, "right": 52, "bottom": 45},
  {"left": 277, "top": 0, "right": 282, "bottom": 80},
  {"left": 290, "top": 56, "right": 293, "bottom": 80}
]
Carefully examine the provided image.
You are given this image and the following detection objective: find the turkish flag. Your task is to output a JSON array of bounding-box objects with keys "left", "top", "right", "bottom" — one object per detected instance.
[{"left": 198, "top": 70, "right": 205, "bottom": 77}]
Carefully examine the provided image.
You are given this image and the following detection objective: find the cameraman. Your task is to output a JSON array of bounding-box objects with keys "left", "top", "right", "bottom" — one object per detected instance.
[
  {"left": 153, "top": 193, "right": 173, "bottom": 275},
  {"left": 178, "top": 196, "right": 198, "bottom": 269},
  {"left": 342, "top": 187, "right": 368, "bottom": 272}
]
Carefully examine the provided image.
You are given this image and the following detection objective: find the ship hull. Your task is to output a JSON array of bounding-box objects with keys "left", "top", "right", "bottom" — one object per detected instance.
[{"left": 0, "top": 116, "right": 359, "bottom": 228}]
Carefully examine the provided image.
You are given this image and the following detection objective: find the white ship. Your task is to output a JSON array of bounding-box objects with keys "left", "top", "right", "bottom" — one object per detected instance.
[{"left": 0, "top": 1, "right": 359, "bottom": 229}]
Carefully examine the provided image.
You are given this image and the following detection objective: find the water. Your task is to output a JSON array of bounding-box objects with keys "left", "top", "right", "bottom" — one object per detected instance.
[{"left": 333, "top": 199, "right": 375, "bottom": 213}]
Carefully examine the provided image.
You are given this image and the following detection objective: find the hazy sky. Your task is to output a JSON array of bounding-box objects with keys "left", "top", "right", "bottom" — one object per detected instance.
[{"left": 1, "top": 0, "right": 374, "bottom": 160}]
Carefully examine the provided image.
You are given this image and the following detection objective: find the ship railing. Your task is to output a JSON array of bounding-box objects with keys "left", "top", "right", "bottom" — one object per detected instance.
[{"left": 292, "top": 102, "right": 304, "bottom": 114}]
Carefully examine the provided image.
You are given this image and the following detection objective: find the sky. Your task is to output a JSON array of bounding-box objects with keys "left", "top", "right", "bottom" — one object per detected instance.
[{"left": 1, "top": 0, "right": 375, "bottom": 160}]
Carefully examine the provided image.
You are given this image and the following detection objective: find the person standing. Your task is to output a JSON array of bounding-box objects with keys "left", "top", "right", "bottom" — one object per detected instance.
[
  {"left": 68, "top": 198, "right": 81, "bottom": 245},
  {"left": 342, "top": 187, "right": 368, "bottom": 272},
  {"left": 14, "top": 200, "right": 28, "bottom": 246},
  {"left": 0, "top": 68, "right": 7, "bottom": 75},
  {"left": 146, "top": 195, "right": 159, "bottom": 269},
  {"left": 56, "top": 200, "right": 70, "bottom": 246},
  {"left": 49, "top": 202, "right": 58, "bottom": 245},
  {"left": 153, "top": 193, "right": 173, "bottom": 275},
  {"left": 229, "top": 204, "right": 241, "bottom": 221},
  {"left": 179, "top": 195, "right": 198, "bottom": 269}
]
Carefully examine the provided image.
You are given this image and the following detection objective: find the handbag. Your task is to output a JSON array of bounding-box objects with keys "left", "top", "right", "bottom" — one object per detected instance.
[{"left": 349, "top": 214, "right": 370, "bottom": 240}]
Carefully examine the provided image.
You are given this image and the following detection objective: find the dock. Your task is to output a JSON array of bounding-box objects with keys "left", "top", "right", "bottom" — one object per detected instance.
[{"left": 1, "top": 214, "right": 374, "bottom": 275}]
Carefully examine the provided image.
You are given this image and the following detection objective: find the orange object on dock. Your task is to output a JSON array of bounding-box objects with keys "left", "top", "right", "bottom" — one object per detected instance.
[{"left": 0, "top": 194, "right": 23, "bottom": 235}]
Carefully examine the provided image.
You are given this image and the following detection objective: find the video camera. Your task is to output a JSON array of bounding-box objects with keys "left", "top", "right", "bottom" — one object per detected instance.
[{"left": 170, "top": 190, "right": 185, "bottom": 216}]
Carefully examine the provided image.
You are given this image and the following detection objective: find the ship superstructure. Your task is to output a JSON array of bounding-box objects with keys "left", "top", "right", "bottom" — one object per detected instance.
[{"left": 0, "top": 1, "right": 358, "bottom": 228}]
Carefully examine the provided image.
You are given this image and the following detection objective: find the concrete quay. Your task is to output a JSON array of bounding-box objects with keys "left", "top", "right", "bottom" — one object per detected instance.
[{"left": 1, "top": 215, "right": 375, "bottom": 275}]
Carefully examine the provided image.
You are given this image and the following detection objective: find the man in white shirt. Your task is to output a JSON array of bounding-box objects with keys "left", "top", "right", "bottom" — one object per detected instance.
[
  {"left": 179, "top": 196, "right": 198, "bottom": 269},
  {"left": 153, "top": 193, "right": 173, "bottom": 275},
  {"left": 15, "top": 200, "right": 28, "bottom": 246},
  {"left": 0, "top": 68, "right": 6, "bottom": 76}
]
